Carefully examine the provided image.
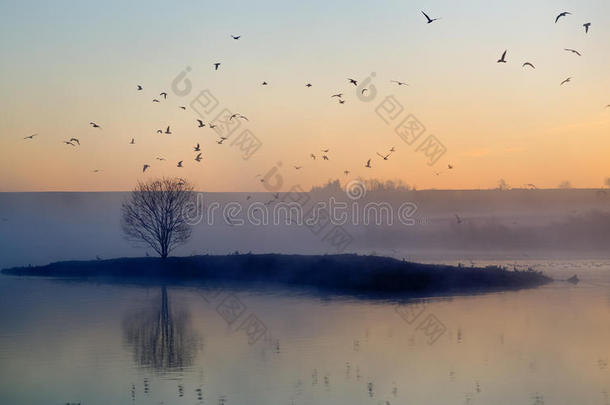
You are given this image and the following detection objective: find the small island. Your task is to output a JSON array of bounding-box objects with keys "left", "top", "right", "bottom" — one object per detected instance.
[{"left": 2, "top": 254, "right": 552, "bottom": 297}]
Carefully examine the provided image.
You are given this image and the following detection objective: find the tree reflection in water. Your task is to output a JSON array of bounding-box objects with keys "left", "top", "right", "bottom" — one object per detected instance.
[{"left": 123, "top": 286, "right": 200, "bottom": 372}]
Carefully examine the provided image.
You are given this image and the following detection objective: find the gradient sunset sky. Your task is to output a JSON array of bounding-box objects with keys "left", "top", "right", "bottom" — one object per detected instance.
[{"left": 1, "top": 0, "right": 608, "bottom": 191}]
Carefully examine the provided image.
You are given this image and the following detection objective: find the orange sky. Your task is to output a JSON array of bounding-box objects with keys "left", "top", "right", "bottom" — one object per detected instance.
[{"left": 0, "top": 1, "right": 609, "bottom": 191}]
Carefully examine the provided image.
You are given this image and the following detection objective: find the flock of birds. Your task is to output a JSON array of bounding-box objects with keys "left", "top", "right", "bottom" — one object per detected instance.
[{"left": 21, "top": 10, "right": 608, "bottom": 183}]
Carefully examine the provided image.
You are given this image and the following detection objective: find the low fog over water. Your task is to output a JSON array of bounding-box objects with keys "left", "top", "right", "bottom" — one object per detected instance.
[{"left": 1, "top": 188, "right": 608, "bottom": 269}]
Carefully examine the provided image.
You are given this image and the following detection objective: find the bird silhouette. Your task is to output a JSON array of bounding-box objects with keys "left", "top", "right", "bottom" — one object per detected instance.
[
  {"left": 156, "top": 157, "right": 166, "bottom": 161},
  {"left": 391, "top": 80, "right": 408, "bottom": 86},
  {"left": 305, "top": 83, "right": 312, "bottom": 87},
  {"left": 339, "top": 100, "right": 345, "bottom": 104},
  {"left": 523, "top": 62, "right": 536, "bottom": 69},
  {"left": 143, "top": 164, "right": 150, "bottom": 172},
  {"left": 583, "top": 22, "right": 591, "bottom": 33},
  {"left": 91, "top": 169, "right": 102, "bottom": 173},
  {"left": 217, "top": 137, "right": 227, "bottom": 144},
  {"left": 152, "top": 99, "right": 160, "bottom": 103},
  {"left": 321, "top": 149, "right": 329, "bottom": 153},
  {"left": 63, "top": 141, "right": 76, "bottom": 147},
  {"left": 160, "top": 92, "right": 167, "bottom": 99},
  {"left": 560, "top": 77, "right": 572, "bottom": 86},
  {"left": 365, "top": 159, "right": 372, "bottom": 168},
  {"left": 89, "top": 122, "right": 101, "bottom": 128},
  {"left": 376, "top": 152, "right": 392, "bottom": 160},
  {"left": 179, "top": 106, "right": 186, "bottom": 110},
  {"left": 214, "top": 63, "right": 221, "bottom": 70},
  {"left": 70, "top": 138, "right": 80, "bottom": 145},
  {"left": 344, "top": 170, "right": 350, "bottom": 176},
  {"left": 448, "top": 164, "right": 453, "bottom": 169},
  {"left": 194, "top": 120, "right": 205, "bottom": 128},
  {"left": 390, "top": 146, "right": 396, "bottom": 152},
  {"left": 130, "top": 138, "right": 135, "bottom": 144},
  {"left": 231, "top": 35, "right": 241, "bottom": 40},
  {"left": 195, "top": 153, "right": 202, "bottom": 162},
  {"left": 23, "top": 133, "right": 37, "bottom": 140},
  {"left": 348, "top": 78, "right": 358, "bottom": 86},
  {"left": 262, "top": 81, "right": 268, "bottom": 85},
  {"left": 194, "top": 143, "right": 201, "bottom": 152},
  {"left": 156, "top": 129, "right": 163, "bottom": 134},
  {"left": 177, "top": 161, "right": 183, "bottom": 168},
  {"left": 555, "top": 11, "right": 571, "bottom": 23},
  {"left": 310, "top": 154, "right": 316, "bottom": 160},
  {"left": 422, "top": 11, "right": 441, "bottom": 24},
  {"left": 331, "top": 93, "right": 343, "bottom": 98},
  {"left": 322, "top": 155, "right": 329, "bottom": 160},
  {"left": 137, "top": 85, "right": 143, "bottom": 90},
  {"left": 497, "top": 50, "right": 507, "bottom": 63},
  {"left": 164, "top": 126, "right": 172, "bottom": 134},
  {"left": 229, "top": 113, "right": 248, "bottom": 121},
  {"left": 564, "top": 48, "right": 581, "bottom": 56},
  {"left": 294, "top": 165, "right": 302, "bottom": 170},
  {"left": 361, "top": 88, "right": 368, "bottom": 94},
  {"left": 209, "top": 124, "right": 217, "bottom": 129}
]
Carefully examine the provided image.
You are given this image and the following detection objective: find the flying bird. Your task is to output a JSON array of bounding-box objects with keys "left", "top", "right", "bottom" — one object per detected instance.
[
  {"left": 338, "top": 100, "right": 345, "bottom": 104},
  {"left": 23, "top": 133, "right": 37, "bottom": 140},
  {"left": 137, "top": 85, "right": 143, "bottom": 90},
  {"left": 91, "top": 169, "right": 102, "bottom": 173},
  {"left": 229, "top": 113, "right": 248, "bottom": 121},
  {"left": 195, "top": 153, "right": 202, "bottom": 162},
  {"left": 522, "top": 62, "right": 536, "bottom": 69},
  {"left": 448, "top": 164, "right": 453, "bottom": 169},
  {"left": 294, "top": 165, "right": 302, "bottom": 170},
  {"left": 421, "top": 11, "right": 440, "bottom": 24},
  {"left": 179, "top": 106, "right": 186, "bottom": 110},
  {"left": 305, "top": 83, "right": 312, "bottom": 87},
  {"left": 344, "top": 170, "right": 350, "bottom": 176},
  {"left": 365, "top": 159, "right": 372, "bottom": 168},
  {"left": 155, "top": 157, "right": 166, "bottom": 161},
  {"left": 70, "top": 138, "right": 80, "bottom": 145},
  {"left": 214, "top": 63, "right": 221, "bottom": 70},
  {"left": 177, "top": 161, "right": 183, "bottom": 168},
  {"left": 231, "top": 35, "right": 241, "bottom": 40},
  {"left": 389, "top": 146, "right": 396, "bottom": 152},
  {"left": 142, "top": 164, "right": 150, "bottom": 172},
  {"left": 63, "top": 141, "right": 76, "bottom": 147},
  {"left": 130, "top": 138, "right": 135, "bottom": 144},
  {"left": 560, "top": 77, "right": 572, "bottom": 86},
  {"left": 194, "top": 143, "right": 201, "bottom": 152},
  {"left": 152, "top": 99, "right": 160, "bottom": 103},
  {"left": 322, "top": 155, "right": 329, "bottom": 160},
  {"left": 391, "top": 80, "right": 408, "bottom": 86},
  {"left": 164, "top": 126, "right": 172, "bottom": 134},
  {"left": 160, "top": 92, "right": 167, "bottom": 99},
  {"left": 376, "top": 152, "right": 392, "bottom": 160},
  {"left": 217, "top": 137, "right": 227, "bottom": 144},
  {"left": 331, "top": 93, "right": 343, "bottom": 98},
  {"left": 310, "top": 154, "right": 316, "bottom": 160},
  {"left": 555, "top": 11, "right": 571, "bottom": 23},
  {"left": 197, "top": 119, "right": 205, "bottom": 127},
  {"left": 156, "top": 129, "right": 163, "bottom": 134},
  {"left": 261, "top": 81, "right": 268, "bottom": 86},
  {"left": 583, "top": 22, "right": 591, "bottom": 33},
  {"left": 564, "top": 48, "right": 581, "bottom": 56},
  {"left": 497, "top": 50, "right": 507, "bottom": 63},
  {"left": 348, "top": 78, "right": 358, "bottom": 86},
  {"left": 89, "top": 122, "right": 101, "bottom": 128},
  {"left": 361, "top": 88, "right": 368, "bottom": 94},
  {"left": 209, "top": 124, "right": 217, "bottom": 129},
  {"left": 321, "top": 149, "right": 329, "bottom": 153}
]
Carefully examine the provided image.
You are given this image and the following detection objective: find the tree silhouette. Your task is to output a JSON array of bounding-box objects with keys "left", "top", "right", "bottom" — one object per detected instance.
[{"left": 122, "top": 177, "right": 196, "bottom": 258}]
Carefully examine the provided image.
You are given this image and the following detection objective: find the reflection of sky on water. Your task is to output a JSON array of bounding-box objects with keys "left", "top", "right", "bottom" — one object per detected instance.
[{"left": 0, "top": 260, "right": 609, "bottom": 405}]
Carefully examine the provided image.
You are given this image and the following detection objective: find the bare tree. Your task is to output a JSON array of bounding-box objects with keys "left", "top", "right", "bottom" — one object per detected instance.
[{"left": 122, "top": 178, "right": 196, "bottom": 258}]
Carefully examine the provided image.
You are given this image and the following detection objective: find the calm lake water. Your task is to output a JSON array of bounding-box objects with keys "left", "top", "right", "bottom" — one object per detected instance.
[{"left": 1, "top": 260, "right": 610, "bottom": 405}]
